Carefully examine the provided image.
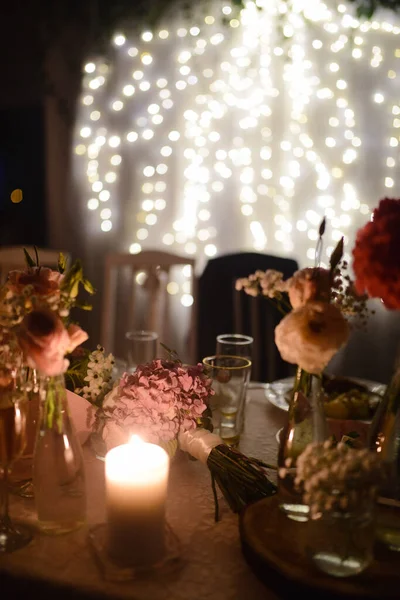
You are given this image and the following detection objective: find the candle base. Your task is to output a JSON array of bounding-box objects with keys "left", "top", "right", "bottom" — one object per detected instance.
[{"left": 88, "top": 523, "right": 182, "bottom": 582}]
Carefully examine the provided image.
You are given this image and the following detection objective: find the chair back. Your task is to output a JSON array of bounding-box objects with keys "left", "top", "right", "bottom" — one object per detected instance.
[
  {"left": 0, "top": 246, "right": 69, "bottom": 284},
  {"left": 196, "top": 252, "right": 299, "bottom": 382},
  {"left": 101, "top": 251, "right": 197, "bottom": 363}
]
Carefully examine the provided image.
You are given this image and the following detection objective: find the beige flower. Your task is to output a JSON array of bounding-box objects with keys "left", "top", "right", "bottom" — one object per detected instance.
[
  {"left": 274, "top": 301, "right": 349, "bottom": 374},
  {"left": 288, "top": 268, "right": 331, "bottom": 309}
]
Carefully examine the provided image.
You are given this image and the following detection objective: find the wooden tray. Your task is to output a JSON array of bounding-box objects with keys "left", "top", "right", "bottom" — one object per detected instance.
[{"left": 240, "top": 495, "right": 400, "bottom": 600}]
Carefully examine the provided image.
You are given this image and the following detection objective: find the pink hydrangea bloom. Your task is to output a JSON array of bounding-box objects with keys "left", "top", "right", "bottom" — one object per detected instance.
[{"left": 102, "top": 359, "right": 214, "bottom": 445}]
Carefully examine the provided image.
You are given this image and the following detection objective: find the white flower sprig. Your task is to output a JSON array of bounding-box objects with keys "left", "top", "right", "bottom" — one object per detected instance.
[
  {"left": 295, "top": 440, "right": 382, "bottom": 519},
  {"left": 74, "top": 345, "right": 115, "bottom": 406}
]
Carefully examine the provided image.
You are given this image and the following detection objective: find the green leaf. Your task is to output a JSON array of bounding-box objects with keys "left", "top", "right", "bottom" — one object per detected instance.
[
  {"left": 74, "top": 301, "right": 93, "bottom": 311},
  {"left": 82, "top": 278, "right": 95, "bottom": 295},
  {"left": 70, "top": 280, "right": 80, "bottom": 298},
  {"left": 23, "top": 248, "right": 36, "bottom": 268},
  {"left": 34, "top": 246, "right": 40, "bottom": 267},
  {"left": 330, "top": 237, "right": 344, "bottom": 272},
  {"left": 58, "top": 252, "right": 67, "bottom": 274}
]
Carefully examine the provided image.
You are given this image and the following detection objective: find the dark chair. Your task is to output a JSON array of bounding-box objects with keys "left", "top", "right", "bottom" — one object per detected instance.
[{"left": 196, "top": 252, "right": 299, "bottom": 382}]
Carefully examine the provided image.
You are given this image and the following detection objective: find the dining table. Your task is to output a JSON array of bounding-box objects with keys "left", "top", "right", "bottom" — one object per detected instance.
[{"left": 0, "top": 384, "right": 290, "bottom": 600}]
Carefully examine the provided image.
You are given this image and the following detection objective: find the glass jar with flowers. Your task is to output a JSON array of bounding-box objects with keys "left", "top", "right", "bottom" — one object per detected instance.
[
  {"left": 17, "top": 307, "right": 89, "bottom": 534},
  {"left": 0, "top": 249, "right": 94, "bottom": 499},
  {"left": 236, "top": 228, "right": 356, "bottom": 521},
  {"left": 295, "top": 440, "right": 382, "bottom": 577}
]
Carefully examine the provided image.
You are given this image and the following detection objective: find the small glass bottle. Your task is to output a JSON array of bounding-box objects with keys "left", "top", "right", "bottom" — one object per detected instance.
[
  {"left": 278, "top": 367, "right": 328, "bottom": 521},
  {"left": 368, "top": 366, "right": 400, "bottom": 550},
  {"left": 33, "top": 374, "right": 86, "bottom": 534}
]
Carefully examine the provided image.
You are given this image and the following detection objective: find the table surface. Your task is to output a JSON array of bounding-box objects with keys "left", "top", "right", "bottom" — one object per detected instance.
[{"left": 1, "top": 387, "right": 286, "bottom": 600}]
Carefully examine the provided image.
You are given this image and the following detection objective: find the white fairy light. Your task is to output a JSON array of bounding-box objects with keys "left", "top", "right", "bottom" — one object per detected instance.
[
  {"left": 101, "top": 220, "right": 112, "bottom": 231},
  {"left": 75, "top": 2, "right": 400, "bottom": 281},
  {"left": 113, "top": 34, "right": 126, "bottom": 46}
]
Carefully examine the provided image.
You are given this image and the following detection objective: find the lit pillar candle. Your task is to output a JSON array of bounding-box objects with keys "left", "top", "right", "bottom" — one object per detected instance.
[{"left": 105, "top": 435, "right": 170, "bottom": 566}]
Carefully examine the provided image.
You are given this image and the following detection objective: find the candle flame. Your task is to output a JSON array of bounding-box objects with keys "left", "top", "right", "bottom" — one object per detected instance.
[{"left": 129, "top": 434, "right": 143, "bottom": 447}]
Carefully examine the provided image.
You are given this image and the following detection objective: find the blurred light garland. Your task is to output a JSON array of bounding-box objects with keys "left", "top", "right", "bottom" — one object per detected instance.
[{"left": 74, "top": 0, "right": 400, "bottom": 307}]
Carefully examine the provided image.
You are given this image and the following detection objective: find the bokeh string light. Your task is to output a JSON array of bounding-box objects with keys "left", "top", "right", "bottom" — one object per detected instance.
[{"left": 74, "top": 0, "right": 400, "bottom": 308}]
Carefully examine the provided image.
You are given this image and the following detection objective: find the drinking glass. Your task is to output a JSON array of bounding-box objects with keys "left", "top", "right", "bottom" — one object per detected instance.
[
  {"left": 125, "top": 331, "right": 158, "bottom": 371},
  {"left": 216, "top": 334, "right": 253, "bottom": 361},
  {"left": 202, "top": 355, "right": 251, "bottom": 446},
  {"left": 0, "top": 371, "right": 32, "bottom": 552}
]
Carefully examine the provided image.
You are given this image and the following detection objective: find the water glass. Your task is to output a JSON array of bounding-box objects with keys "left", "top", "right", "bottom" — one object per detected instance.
[
  {"left": 216, "top": 334, "right": 253, "bottom": 361},
  {"left": 125, "top": 331, "right": 158, "bottom": 371},
  {"left": 202, "top": 355, "right": 251, "bottom": 446}
]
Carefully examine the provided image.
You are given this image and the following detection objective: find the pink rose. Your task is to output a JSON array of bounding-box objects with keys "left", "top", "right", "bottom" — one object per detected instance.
[
  {"left": 274, "top": 301, "right": 349, "bottom": 374},
  {"left": 288, "top": 268, "right": 332, "bottom": 309},
  {"left": 18, "top": 309, "right": 88, "bottom": 376}
]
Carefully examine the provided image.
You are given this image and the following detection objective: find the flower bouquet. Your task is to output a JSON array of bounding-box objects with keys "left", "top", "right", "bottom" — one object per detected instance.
[
  {"left": 0, "top": 248, "right": 93, "bottom": 525},
  {"left": 295, "top": 440, "right": 382, "bottom": 577},
  {"left": 236, "top": 220, "right": 377, "bottom": 446},
  {"left": 236, "top": 219, "right": 379, "bottom": 518},
  {"left": 0, "top": 248, "right": 92, "bottom": 378},
  {"left": 83, "top": 349, "right": 276, "bottom": 520}
]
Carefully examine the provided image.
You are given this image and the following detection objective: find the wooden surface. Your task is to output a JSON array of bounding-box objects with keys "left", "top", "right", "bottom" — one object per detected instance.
[{"left": 240, "top": 495, "right": 400, "bottom": 600}]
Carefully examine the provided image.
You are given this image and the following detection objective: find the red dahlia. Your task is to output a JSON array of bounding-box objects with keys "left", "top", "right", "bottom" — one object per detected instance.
[{"left": 352, "top": 198, "right": 400, "bottom": 309}]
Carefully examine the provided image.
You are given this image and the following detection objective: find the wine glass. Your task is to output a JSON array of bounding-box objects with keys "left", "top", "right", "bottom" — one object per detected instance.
[{"left": 0, "top": 370, "right": 32, "bottom": 552}]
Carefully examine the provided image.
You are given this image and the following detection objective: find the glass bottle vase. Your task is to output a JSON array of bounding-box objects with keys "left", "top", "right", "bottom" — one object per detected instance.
[
  {"left": 368, "top": 366, "right": 400, "bottom": 550},
  {"left": 278, "top": 366, "right": 328, "bottom": 522},
  {"left": 33, "top": 374, "right": 86, "bottom": 534}
]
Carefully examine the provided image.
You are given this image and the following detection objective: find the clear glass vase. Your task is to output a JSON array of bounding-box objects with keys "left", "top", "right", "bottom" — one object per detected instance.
[
  {"left": 33, "top": 374, "right": 86, "bottom": 534},
  {"left": 9, "top": 368, "right": 40, "bottom": 498},
  {"left": 0, "top": 364, "right": 33, "bottom": 552},
  {"left": 307, "top": 499, "right": 375, "bottom": 577},
  {"left": 368, "top": 366, "right": 400, "bottom": 550},
  {"left": 278, "top": 367, "right": 328, "bottom": 521}
]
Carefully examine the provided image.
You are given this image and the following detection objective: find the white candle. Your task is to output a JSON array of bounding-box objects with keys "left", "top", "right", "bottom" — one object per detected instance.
[{"left": 105, "top": 435, "right": 170, "bottom": 566}]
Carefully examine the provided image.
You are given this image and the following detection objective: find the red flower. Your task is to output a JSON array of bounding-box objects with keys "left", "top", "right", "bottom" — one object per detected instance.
[{"left": 352, "top": 198, "right": 400, "bottom": 309}]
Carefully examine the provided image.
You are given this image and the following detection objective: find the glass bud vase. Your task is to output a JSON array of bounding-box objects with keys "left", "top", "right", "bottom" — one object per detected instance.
[
  {"left": 33, "top": 374, "right": 86, "bottom": 534},
  {"left": 278, "top": 367, "right": 328, "bottom": 522},
  {"left": 368, "top": 366, "right": 400, "bottom": 550},
  {"left": 307, "top": 497, "right": 375, "bottom": 577}
]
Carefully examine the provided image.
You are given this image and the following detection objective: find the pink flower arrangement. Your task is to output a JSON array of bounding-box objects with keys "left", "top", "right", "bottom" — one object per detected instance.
[{"left": 100, "top": 359, "right": 214, "bottom": 448}]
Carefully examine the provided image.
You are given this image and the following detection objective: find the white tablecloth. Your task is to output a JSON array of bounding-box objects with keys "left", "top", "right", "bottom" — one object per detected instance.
[{"left": 1, "top": 387, "right": 286, "bottom": 600}]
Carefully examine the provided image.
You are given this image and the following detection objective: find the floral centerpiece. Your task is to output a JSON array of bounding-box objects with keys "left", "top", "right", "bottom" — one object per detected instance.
[
  {"left": 295, "top": 440, "right": 382, "bottom": 576},
  {"left": 0, "top": 248, "right": 94, "bottom": 532},
  {"left": 89, "top": 357, "right": 213, "bottom": 457},
  {"left": 295, "top": 440, "right": 381, "bottom": 519},
  {"left": 236, "top": 221, "right": 377, "bottom": 518},
  {"left": 236, "top": 229, "right": 369, "bottom": 374},
  {"left": 81, "top": 348, "right": 276, "bottom": 520},
  {"left": 0, "top": 248, "right": 92, "bottom": 377}
]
